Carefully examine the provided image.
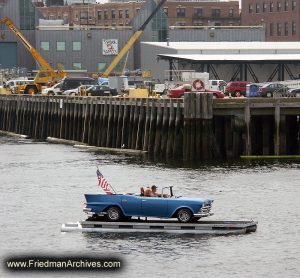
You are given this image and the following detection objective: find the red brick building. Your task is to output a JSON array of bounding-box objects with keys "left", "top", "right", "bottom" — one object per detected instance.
[
  {"left": 164, "top": 0, "right": 240, "bottom": 26},
  {"left": 37, "top": 0, "right": 240, "bottom": 27},
  {"left": 241, "top": 0, "right": 300, "bottom": 41}
]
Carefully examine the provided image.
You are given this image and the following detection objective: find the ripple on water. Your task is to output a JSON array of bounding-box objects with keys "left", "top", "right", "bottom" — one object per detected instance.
[{"left": 0, "top": 135, "right": 300, "bottom": 278}]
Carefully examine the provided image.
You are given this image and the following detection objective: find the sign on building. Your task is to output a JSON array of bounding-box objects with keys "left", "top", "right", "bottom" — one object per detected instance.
[{"left": 102, "top": 39, "right": 118, "bottom": 55}]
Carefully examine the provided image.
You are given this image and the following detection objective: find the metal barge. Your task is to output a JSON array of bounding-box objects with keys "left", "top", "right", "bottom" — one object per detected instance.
[{"left": 61, "top": 220, "right": 257, "bottom": 235}]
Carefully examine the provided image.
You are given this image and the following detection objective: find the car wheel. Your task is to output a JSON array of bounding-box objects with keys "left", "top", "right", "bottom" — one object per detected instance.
[
  {"left": 106, "top": 206, "right": 122, "bottom": 221},
  {"left": 48, "top": 91, "right": 55, "bottom": 96},
  {"left": 266, "top": 92, "right": 273, "bottom": 98},
  {"left": 162, "top": 89, "right": 168, "bottom": 95},
  {"left": 177, "top": 208, "right": 192, "bottom": 223},
  {"left": 235, "top": 90, "right": 241, "bottom": 97},
  {"left": 296, "top": 93, "right": 300, "bottom": 98},
  {"left": 213, "top": 94, "right": 217, "bottom": 99}
]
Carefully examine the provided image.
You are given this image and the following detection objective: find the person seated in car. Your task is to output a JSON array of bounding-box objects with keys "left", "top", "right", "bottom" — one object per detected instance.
[{"left": 144, "top": 185, "right": 169, "bottom": 198}]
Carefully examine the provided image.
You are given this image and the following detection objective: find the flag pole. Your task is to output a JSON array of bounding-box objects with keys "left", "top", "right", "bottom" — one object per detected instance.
[
  {"left": 109, "top": 183, "right": 117, "bottom": 194},
  {"left": 96, "top": 167, "right": 117, "bottom": 194}
]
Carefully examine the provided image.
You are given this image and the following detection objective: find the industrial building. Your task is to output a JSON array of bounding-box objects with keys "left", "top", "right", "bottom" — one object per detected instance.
[
  {"left": 36, "top": 0, "right": 240, "bottom": 27},
  {"left": 242, "top": 0, "right": 299, "bottom": 41},
  {"left": 141, "top": 41, "right": 300, "bottom": 82},
  {"left": 1, "top": 0, "right": 264, "bottom": 75}
]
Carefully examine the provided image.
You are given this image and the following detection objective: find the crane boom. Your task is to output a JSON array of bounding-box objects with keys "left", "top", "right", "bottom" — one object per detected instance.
[
  {"left": 0, "top": 16, "right": 53, "bottom": 71},
  {"left": 103, "top": 0, "right": 167, "bottom": 77},
  {"left": 0, "top": 16, "right": 66, "bottom": 93}
]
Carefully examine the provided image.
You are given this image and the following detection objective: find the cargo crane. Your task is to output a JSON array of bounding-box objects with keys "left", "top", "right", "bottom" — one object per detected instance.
[
  {"left": 0, "top": 16, "right": 67, "bottom": 94},
  {"left": 102, "top": 0, "right": 167, "bottom": 77}
]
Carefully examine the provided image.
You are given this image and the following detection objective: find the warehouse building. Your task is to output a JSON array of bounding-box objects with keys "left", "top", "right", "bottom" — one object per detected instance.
[{"left": 141, "top": 41, "right": 300, "bottom": 82}]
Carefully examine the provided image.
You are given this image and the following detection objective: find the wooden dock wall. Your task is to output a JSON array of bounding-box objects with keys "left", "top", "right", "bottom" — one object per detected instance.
[{"left": 1, "top": 94, "right": 300, "bottom": 160}]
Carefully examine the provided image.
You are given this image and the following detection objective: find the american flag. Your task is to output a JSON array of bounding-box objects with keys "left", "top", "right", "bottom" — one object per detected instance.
[{"left": 96, "top": 169, "right": 112, "bottom": 194}]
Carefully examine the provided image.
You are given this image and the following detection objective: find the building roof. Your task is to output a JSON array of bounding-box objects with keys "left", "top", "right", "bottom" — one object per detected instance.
[
  {"left": 157, "top": 54, "right": 300, "bottom": 62},
  {"left": 142, "top": 41, "right": 300, "bottom": 52}
]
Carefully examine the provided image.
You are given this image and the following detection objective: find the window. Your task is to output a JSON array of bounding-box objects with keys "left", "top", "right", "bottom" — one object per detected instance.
[
  {"left": 163, "top": 8, "right": 168, "bottom": 16},
  {"left": 20, "top": 0, "right": 36, "bottom": 30},
  {"left": 176, "top": 8, "right": 186, "bottom": 18},
  {"left": 73, "top": 42, "right": 81, "bottom": 51},
  {"left": 80, "top": 11, "right": 88, "bottom": 20},
  {"left": 270, "top": 1, "right": 274, "bottom": 12},
  {"left": 284, "top": 0, "right": 288, "bottom": 11},
  {"left": 249, "top": 4, "right": 253, "bottom": 13},
  {"left": 292, "top": 0, "right": 296, "bottom": 11},
  {"left": 256, "top": 3, "right": 260, "bottom": 13},
  {"left": 292, "top": 21, "right": 296, "bottom": 35},
  {"left": 119, "top": 10, "right": 123, "bottom": 18},
  {"left": 97, "top": 11, "right": 102, "bottom": 20},
  {"left": 41, "top": 41, "right": 49, "bottom": 51},
  {"left": 263, "top": 2, "right": 267, "bottom": 12},
  {"left": 136, "top": 8, "right": 140, "bottom": 14},
  {"left": 194, "top": 8, "right": 203, "bottom": 17},
  {"left": 193, "top": 22, "right": 203, "bottom": 26},
  {"left": 212, "top": 9, "right": 221, "bottom": 17},
  {"left": 104, "top": 11, "right": 108, "bottom": 20},
  {"left": 98, "top": 63, "right": 107, "bottom": 72},
  {"left": 111, "top": 10, "right": 116, "bottom": 19},
  {"left": 73, "top": 63, "right": 82, "bottom": 70},
  {"left": 277, "top": 1, "right": 281, "bottom": 12},
  {"left": 176, "top": 22, "right": 186, "bottom": 26},
  {"left": 277, "top": 22, "right": 281, "bottom": 36},
  {"left": 229, "top": 8, "right": 234, "bottom": 17},
  {"left": 125, "top": 10, "right": 129, "bottom": 18},
  {"left": 270, "top": 23, "right": 274, "bottom": 36},
  {"left": 56, "top": 42, "right": 65, "bottom": 51},
  {"left": 57, "top": 63, "right": 65, "bottom": 70},
  {"left": 285, "top": 22, "right": 288, "bottom": 35}
]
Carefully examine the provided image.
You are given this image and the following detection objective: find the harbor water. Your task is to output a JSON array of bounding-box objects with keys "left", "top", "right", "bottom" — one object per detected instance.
[{"left": 0, "top": 135, "right": 300, "bottom": 278}]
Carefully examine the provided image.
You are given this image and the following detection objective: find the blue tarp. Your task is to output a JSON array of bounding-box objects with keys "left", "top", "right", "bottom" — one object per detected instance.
[{"left": 246, "top": 84, "right": 261, "bottom": 97}]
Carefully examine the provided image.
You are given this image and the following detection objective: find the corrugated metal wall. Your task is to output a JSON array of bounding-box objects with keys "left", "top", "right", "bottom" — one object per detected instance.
[
  {"left": 0, "top": 0, "right": 20, "bottom": 28},
  {"left": 36, "top": 29, "right": 134, "bottom": 72},
  {"left": 169, "top": 28, "right": 265, "bottom": 42},
  {"left": 0, "top": 0, "right": 36, "bottom": 70}
]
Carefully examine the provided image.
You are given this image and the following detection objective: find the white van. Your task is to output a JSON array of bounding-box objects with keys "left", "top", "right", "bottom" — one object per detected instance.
[{"left": 209, "top": 80, "right": 227, "bottom": 92}]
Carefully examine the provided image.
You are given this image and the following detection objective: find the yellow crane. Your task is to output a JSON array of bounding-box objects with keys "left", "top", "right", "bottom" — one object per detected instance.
[
  {"left": 0, "top": 16, "right": 67, "bottom": 94},
  {"left": 102, "top": 0, "right": 167, "bottom": 77}
]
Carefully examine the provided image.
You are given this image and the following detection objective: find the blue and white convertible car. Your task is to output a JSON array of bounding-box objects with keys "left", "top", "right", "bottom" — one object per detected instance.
[{"left": 84, "top": 187, "right": 213, "bottom": 223}]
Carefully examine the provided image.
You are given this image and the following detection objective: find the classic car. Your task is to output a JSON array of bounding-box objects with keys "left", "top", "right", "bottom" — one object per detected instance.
[{"left": 83, "top": 187, "right": 213, "bottom": 223}]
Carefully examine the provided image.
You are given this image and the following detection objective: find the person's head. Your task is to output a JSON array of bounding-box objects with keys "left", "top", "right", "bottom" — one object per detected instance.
[{"left": 151, "top": 185, "right": 157, "bottom": 193}]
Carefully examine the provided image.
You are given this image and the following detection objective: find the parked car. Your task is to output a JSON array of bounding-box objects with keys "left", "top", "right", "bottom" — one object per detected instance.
[
  {"left": 60, "top": 77, "right": 98, "bottom": 93},
  {"left": 86, "top": 85, "right": 118, "bottom": 96},
  {"left": 62, "top": 85, "right": 93, "bottom": 96},
  {"left": 259, "top": 83, "right": 289, "bottom": 97},
  {"left": 167, "top": 84, "right": 224, "bottom": 98},
  {"left": 84, "top": 186, "right": 213, "bottom": 223},
  {"left": 225, "top": 81, "right": 251, "bottom": 97},
  {"left": 288, "top": 88, "right": 300, "bottom": 97},
  {"left": 41, "top": 82, "right": 63, "bottom": 96}
]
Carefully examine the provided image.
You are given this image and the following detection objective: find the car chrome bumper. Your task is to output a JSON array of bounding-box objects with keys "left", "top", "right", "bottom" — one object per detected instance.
[
  {"left": 83, "top": 207, "right": 107, "bottom": 216},
  {"left": 194, "top": 212, "right": 214, "bottom": 218}
]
